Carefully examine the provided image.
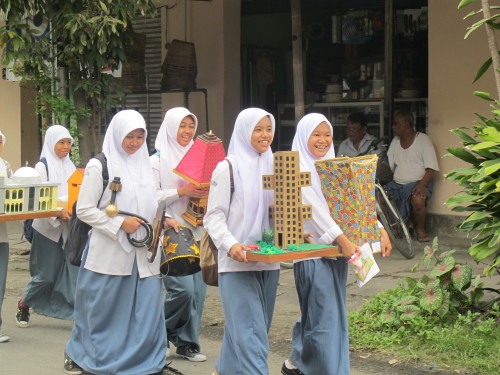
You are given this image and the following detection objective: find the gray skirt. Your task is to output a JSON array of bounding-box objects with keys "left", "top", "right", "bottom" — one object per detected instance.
[{"left": 66, "top": 240, "right": 167, "bottom": 375}]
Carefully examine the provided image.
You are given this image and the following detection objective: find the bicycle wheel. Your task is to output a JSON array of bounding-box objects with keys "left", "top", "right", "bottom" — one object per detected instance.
[{"left": 375, "top": 186, "right": 415, "bottom": 259}]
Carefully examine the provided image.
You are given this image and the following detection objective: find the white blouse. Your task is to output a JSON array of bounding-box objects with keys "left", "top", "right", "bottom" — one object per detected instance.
[
  {"left": 150, "top": 153, "right": 202, "bottom": 240},
  {"left": 31, "top": 161, "right": 66, "bottom": 244},
  {"left": 77, "top": 158, "right": 161, "bottom": 277},
  {"left": 204, "top": 159, "right": 280, "bottom": 273}
]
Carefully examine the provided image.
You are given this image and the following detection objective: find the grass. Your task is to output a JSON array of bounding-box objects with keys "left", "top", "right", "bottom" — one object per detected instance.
[{"left": 348, "top": 287, "right": 500, "bottom": 374}]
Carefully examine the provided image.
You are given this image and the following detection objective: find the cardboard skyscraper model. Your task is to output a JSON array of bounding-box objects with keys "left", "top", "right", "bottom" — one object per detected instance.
[
  {"left": 262, "top": 151, "right": 312, "bottom": 248},
  {"left": 246, "top": 151, "right": 340, "bottom": 262},
  {"left": 173, "top": 131, "right": 226, "bottom": 226}
]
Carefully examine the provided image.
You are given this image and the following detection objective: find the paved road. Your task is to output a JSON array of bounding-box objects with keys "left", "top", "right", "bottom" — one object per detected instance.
[{"left": 1, "top": 221, "right": 494, "bottom": 375}]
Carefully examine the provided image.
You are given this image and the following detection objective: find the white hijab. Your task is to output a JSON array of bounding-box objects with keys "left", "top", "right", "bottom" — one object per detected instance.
[
  {"left": 155, "top": 107, "right": 198, "bottom": 187},
  {"left": 227, "top": 108, "right": 275, "bottom": 244},
  {"left": 102, "top": 110, "right": 158, "bottom": 252},
  {"left": 291, "top": 113, "right": 335, "bottom": 213},
  {"left": 40, "top": 125, "right": 76, "bottom": 199},
  {"left": 0, "top": 130, "right": 7, "bottom": 176}
]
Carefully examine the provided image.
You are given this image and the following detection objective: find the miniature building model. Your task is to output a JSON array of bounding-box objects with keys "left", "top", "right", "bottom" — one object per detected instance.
[
  {"left": 263, "top": 151, "right": 312, "bottom": 248},
  {"left": 173, "top": 131, "right": 226, "bottom": 226},
  {"left": 0, "top": 167, "right": 58, "bottom": 214}
]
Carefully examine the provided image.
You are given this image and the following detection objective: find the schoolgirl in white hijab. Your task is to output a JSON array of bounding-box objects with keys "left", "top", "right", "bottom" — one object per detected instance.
[
  {"left": 282, "top": 113, "right": 390, "bottom": 375},
  {"left": 0, "top": 130, "right": 9, "bottom": 177},
  {"left": 152, "top": 106, "right": 204, "bottom": 237},
  {"left": 32, "top": 125, "right": 76, "bottom": 242},
  {"left": 150, "top": 107, "right": 208, "bottom": 362},
  {"left": 18, "top": 125, "right": 78, "bottom": 325},
  {"left": 204, "top": 108, "right": 279, "bottom": 375},
  {"left": 66, "top": 110, "right": 168, "bottom": 375},
  {"left": 78, "top": 109, "right": 159, "bottom": 272},
  {"left": 0, "top": 130, "right": 11, "bottom": 342},
  {"left": 38, "top": 125, "right": 76, "bottom": 200}
]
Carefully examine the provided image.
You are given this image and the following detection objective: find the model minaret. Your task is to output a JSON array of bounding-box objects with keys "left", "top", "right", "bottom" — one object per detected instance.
[{"left": 262, "top": 151, "right": 312, "bottom": 248}]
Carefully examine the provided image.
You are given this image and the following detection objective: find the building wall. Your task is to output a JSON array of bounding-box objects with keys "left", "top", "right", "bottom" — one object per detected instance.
[
  {"left": 160, "top": 0, "right": 241, "bottom": 147},
  {"left": 0, "top": 78, "right": 21, "bottom": 170},
  {"left": 428, "top": 1, "right": 496, "bottom": 217}
]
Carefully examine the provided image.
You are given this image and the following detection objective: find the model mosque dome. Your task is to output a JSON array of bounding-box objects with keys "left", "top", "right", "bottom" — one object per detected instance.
[{"left": 11, "top": 167, "right": 42, "bottom": 185}]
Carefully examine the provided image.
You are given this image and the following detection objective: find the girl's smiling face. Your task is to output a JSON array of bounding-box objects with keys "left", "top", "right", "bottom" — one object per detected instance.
[
  {"left": 54, "top": 138, "right": 72, "bottom": 158},
  {"left": 177, "top": 115, "right": 196, "bottom": 146},
  {"left": 251, "top": 116, "right": 273, "bottom": 153},
  {"left": 307, "top": 122, "right": 332, "bottom": 158},
  {"left": 122, "top": 129, "right": 145, "bottom": 154}
]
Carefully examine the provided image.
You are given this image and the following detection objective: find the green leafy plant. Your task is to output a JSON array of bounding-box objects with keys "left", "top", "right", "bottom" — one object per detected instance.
[
  {"left": 348, "top": 238, "right": 499, "bottom": 374},
  {"left": 445, "top": 109, "right": 500, "bottom": 276},
  {"left": 351, "top": 238, "right": 490, "bottom": 333},
  {"left": 445, "top": 1, "right": 500, "bottom": 277}
]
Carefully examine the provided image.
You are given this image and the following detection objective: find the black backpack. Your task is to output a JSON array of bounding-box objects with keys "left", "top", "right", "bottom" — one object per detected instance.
[
  {"left": 67, "top": 153, "right": 108, "bottom": 266},
  {"left": 22, "top": 157, "right": 48, "bottom": 243}
]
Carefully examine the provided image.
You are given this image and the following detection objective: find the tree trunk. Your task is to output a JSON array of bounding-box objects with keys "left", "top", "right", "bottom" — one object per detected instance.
[{"left": 481, "top": 0, "right": 500, "bottom": 99}]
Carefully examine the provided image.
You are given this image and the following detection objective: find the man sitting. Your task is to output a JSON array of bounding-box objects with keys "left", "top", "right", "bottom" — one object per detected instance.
[
  {"left": 385, "top": 111, "right": 439, "bottom": 243},
  {"left": 337, "top": 112, "right": 383, "bottom": 157}
]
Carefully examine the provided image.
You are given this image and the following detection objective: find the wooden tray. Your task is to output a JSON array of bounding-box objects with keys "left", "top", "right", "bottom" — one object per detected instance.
[
  {"left": 246, "top": 243, "right": 342, "bottom": 263},
  {"left": 0, "top": 210, "right": 60, "bottom": 222}
]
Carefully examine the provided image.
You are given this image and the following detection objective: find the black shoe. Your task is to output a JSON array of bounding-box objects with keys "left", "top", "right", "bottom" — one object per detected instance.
[
  {"left": 64, "top": 352, "right": 83, "bottom": 375},
  {"left": 162, "top": 362, "right": 185, "bottom": 375},
  {"left": 15, "top": 301, "right": 30, "bottom": 328},
  {"left": 175, "top": 345, "right": 207, "bottom": 362},
  {"left": 281, "top": 361, "right": 304, "bottom": 375}
]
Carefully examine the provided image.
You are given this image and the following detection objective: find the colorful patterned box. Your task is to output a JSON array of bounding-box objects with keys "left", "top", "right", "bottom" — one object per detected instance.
[{"left": 314, "top": 155, "right": 380, "bottom": 245}]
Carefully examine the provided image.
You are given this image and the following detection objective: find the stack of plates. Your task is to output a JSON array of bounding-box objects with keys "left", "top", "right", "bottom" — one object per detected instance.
[
  {"left": 325, "top": 84, "right": 342, "bottom": 93},
  {"left": 324, "top": 83, "right": 342, "bottom": 102},
  {"left": 398, "top": 89, "right": 420, "bottom": 98},
  {"left": 323, "top": 93, "right": 342, "bottom": 102}
]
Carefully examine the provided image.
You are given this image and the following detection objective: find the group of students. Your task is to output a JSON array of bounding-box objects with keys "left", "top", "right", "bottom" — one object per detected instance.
[{"left": 0, "top": 106, "right": 392, "bottom": 375}]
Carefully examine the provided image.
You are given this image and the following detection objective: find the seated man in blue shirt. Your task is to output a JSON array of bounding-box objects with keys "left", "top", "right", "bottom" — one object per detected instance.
[{"left": 337, "top": 112, "right": 383, "bottom": 157}]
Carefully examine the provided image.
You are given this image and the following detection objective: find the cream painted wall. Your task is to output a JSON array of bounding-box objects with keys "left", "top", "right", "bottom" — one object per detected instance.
[
  {"left": 0, "top": 78, "right": 21, "bottom": 170},
  {"left": 159, "top": 0, "right": 241, "bottom": 147},
  {"left": 428, "top": 1, "right": 496, "bottom": 216}
]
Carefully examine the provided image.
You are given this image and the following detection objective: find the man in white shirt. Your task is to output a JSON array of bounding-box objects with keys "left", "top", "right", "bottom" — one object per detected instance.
[
  {"left": 385, "top": 111, "right": 439, "bottom": 242},
  {"left": 337, "top": 112, "right": 383, "bottom": 157}
]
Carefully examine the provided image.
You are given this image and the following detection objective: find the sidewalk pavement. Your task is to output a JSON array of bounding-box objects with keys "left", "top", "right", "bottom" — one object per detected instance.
[{"left": 1, "top": 221, "right": 497, "bottom": 375}]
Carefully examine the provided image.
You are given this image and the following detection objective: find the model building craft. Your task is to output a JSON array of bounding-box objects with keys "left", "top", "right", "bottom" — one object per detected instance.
[
  {"left": 314, "top": 155, "right": 380, "bottom": 245},
  {"left": 0, "top": 166, "right": 58, "bottom": 216},
  {"left": 173, "top": 131, "right": 226, "bottom": 226},
  {"left": 245, "top": 151, "right": 340, "bottom": 263}
]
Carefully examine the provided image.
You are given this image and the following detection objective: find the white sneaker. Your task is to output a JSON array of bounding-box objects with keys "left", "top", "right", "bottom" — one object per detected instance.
[
  {"left": 0, "top": 334, "right": 10, "bottom": 343},
  {"left": 175, "top": 345, "right": 207, "bottom": 362},
  {"left": 166, "top": 346, "right": 171, "bottom": 358}
]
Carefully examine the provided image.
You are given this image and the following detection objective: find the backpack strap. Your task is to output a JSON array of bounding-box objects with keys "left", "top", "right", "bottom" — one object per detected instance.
[
  {"left": 39, "top": 157, "right": 49, "bottom": 179},
  {"left": 93, "top": 152, "right": 109, "bottom": 204},
  {"left": 226, "top": 158, "right": 235, "bottom": 202}
]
